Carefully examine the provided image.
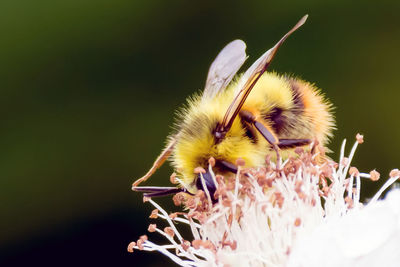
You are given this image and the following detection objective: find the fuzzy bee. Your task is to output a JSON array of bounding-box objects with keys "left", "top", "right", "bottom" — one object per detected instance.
[{"left": 132, "top": 15, "right": 334, "bottom": 199}]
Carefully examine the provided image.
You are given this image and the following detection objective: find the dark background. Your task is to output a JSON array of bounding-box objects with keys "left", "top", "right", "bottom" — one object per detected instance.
[{"left": 1, "top": 1, "right": 399, "bottom": 266}]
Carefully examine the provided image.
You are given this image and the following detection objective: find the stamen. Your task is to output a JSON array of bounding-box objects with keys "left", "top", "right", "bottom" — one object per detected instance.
[{"left": 131, "top": 136, "right": 399, "bottom": 266}]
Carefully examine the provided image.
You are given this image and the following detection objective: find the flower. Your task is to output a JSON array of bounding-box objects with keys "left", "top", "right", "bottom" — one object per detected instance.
[
  {"left": 129, "top": 136, "right": 400, "bottom": 267},
  {"left": 287, "top": 189, "right": 400, "bottom": 267}
]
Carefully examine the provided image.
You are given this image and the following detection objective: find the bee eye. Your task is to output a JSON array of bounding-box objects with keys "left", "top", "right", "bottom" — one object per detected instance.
[{"left": 196, "top": 170, "right": 217, "bottom": 203}]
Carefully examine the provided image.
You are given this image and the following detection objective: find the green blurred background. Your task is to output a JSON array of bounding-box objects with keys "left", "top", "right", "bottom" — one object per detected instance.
[{"left": 1, "top": 0, "right": 399, "bottom": 266}]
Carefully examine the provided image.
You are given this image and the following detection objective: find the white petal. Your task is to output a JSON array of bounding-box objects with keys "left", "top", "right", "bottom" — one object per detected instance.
[{"left": 288, "top": 189, "right": 400, "bottom": 267}]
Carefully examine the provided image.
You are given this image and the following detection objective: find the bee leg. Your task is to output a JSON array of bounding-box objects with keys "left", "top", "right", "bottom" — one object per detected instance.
[
  {"left": 278, "top": 139, "right": 311, "bottom": 149},
  {"left": 132, "top": 137, "right": 177, "bottom": 187},
  {"left": 240, "top": 110, "right": 282, "bottom": 170},
  {"left": 252, "top": 120, "right": 281, "bottom": 170},
  {"left": 273, "top": 145, "right": 281, "bottom": 171},
  {"left": 132, "top": 186, "right": 192, "bottom": 198}
]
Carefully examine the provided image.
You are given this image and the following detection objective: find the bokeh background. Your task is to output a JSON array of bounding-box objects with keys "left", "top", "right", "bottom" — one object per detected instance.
[{"left": 1, "top": 1, "right": 399, "bottom": 266}]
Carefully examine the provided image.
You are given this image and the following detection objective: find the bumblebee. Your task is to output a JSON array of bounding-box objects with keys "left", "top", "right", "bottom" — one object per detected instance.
[{"left": 133, "top": 15, "right": 334, "bottom": 198}]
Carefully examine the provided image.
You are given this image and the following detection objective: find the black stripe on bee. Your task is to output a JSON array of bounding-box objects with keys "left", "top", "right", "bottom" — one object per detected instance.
[
  {"left": 288, "top": 79, "right": 305, "bottom": 114},
  {"left": 240, "top": 118, "right": 258, "bottom": 143},
  {"left": 267, "top": 107, "right": 285, "bottom": 134},
  {"left": 265, "top": 79, "right": 307, "bottom": 135}
]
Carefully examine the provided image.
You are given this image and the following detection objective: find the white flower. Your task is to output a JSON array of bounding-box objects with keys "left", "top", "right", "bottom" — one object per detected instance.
[
  {"left": 288, "top": 189, "right": 400, "bottom": 267},
  {"left": 129, "top": 137, "right": 400, "bottom": 267}
]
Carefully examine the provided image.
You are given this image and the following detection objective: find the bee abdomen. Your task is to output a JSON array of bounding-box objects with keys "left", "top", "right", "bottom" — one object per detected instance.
[{"left": 264, "top": 79, "right": 307, "bottom": 136}]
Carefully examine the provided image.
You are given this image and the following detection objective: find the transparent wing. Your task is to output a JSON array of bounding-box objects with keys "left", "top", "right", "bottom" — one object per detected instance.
[
  {"left": 202, "top": 39, "right": 247, "bottom": 100},
  {"left": 217, "top": 15, "right": 308, "bottom": 132}
]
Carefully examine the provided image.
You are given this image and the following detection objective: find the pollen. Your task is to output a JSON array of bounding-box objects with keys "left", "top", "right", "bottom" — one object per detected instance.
[
  {"left": 169, "top": 212, "right": 178, "bottom": 219},
  {"left": 235, "top": 157, "right": 246, "bottom": 166},
  {"left": 149, "top": 209, "right": 159, "bottom": 219},
  {"left": 127, "top": 242, "right": 136, "bottom": 253},
  {"left": 208, "top": 157, "right": 216, "bottom": 167},
  {"left": 194, "top": 167, "right": 206, "bottom": 174},
  {"left": 172, "top": 192, "right": 185, "bottom": 206},
  {"left": 164, "top": 227, "right": 175, "bottom": 237},
  {"left": 389, "top": 169, "right": 400, "bottom": 178},
  {"left": 349, "top": 167, "right": 359, "bottom": 176},
  {"left": 181, "top": 240, "right": 191, "bottom": 251},
  {"left": 341, "top": 157, "right": 349, "bottom": 167},
  {"left": 370, "top": 169, "right": 380, "bottom": 181},
  {"left": 148, "top": 224, "right": 157, "bottom": 232},
  {"left": 170, "top": 172, "right": 178, "bottom": 184},
  {"left": 356, "top": 133, "right": 364, "bottom": 144},
  {"left": 136, "top": 239, "right": 144, "bottom": 250},
  {"left": 192, "top": 239, "right": 203, "bottom": 249}
]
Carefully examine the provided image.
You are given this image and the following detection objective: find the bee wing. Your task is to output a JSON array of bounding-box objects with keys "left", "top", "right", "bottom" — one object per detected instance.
[
  {"left": 218, "top": 15, "right": 308, "bottom": 131},
  {"left": 202, "top": 40, "right": 247, "bottom": 100}
]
